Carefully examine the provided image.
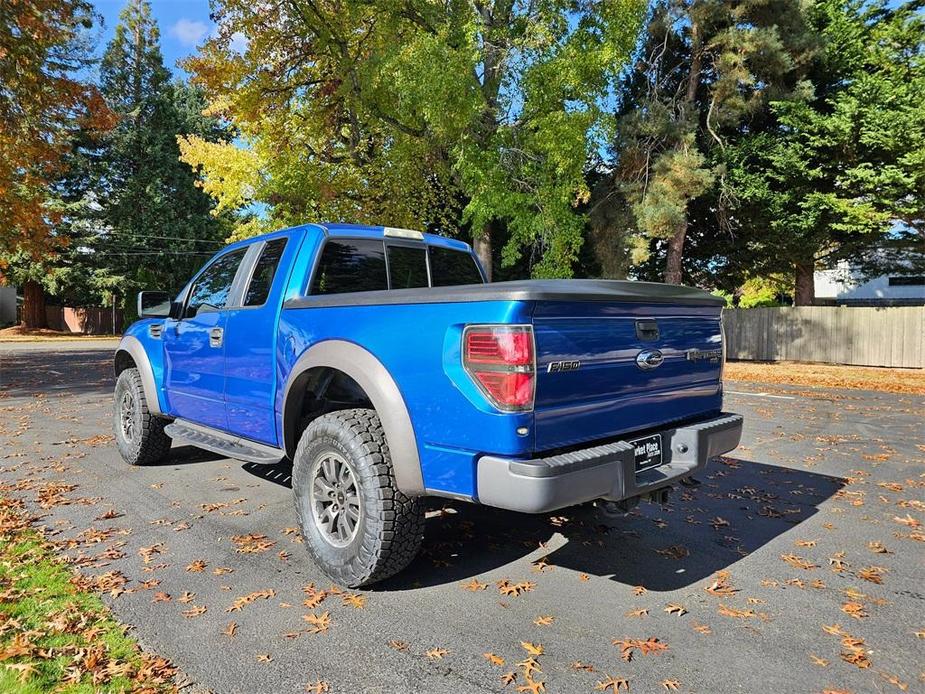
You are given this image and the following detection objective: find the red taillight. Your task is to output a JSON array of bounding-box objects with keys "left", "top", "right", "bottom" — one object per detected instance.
[{"left": 463, "top": 325, "right": 535, "bottom": 411}]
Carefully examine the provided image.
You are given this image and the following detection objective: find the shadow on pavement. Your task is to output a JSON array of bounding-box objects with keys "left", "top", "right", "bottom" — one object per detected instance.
[
  {"left": 374, "top": 456, "right": 844, "bottom": 592},
  {"left": 242, "top": 459, "right": 293, "bottom": 488}
]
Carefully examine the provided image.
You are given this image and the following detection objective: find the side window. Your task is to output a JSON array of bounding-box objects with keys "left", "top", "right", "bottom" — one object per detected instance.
[
  {"left": 311, "top": 239, "right": 388, "bottom": 295},
  {"left": 387, "top": 245, "right": 428, "bottom": 289},
  {"left": 184, "top": 249, "right": 246, "bottom": 318},
  {"left": 429, "top": 247, "right": 484, "bottom": 286},
  {"left": 244, "top": 238, "right": 288, "bottom": 306}
]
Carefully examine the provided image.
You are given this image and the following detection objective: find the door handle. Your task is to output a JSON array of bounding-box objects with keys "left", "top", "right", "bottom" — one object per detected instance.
[{"left": 209, "top": 327, "right": 224, "bottom": 348}]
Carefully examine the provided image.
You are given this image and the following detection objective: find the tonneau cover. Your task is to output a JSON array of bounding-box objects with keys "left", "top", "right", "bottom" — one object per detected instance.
[{"left": 285, "top": 279, "right": 724, "bottom": 309}]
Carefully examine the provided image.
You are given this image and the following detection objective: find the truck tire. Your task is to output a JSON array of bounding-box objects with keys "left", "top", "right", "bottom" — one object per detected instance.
[
  {"left": 113, "top": 367, "right": 171, "bottom": 466},
  {"left": 292, "top": 408, "right": 425, "bottom": 587}
]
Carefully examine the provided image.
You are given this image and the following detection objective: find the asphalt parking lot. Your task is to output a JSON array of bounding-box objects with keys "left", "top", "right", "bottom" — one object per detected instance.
[{"left": 1, "top": 342, "right": 923, "bottom": 694}]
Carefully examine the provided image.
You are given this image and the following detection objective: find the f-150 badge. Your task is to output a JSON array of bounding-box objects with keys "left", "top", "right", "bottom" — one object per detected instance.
[{"left": 547, "top": 360, "right": 581, "bottom": 373}]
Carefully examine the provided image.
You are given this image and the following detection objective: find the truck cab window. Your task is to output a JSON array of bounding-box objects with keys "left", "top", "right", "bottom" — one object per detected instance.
[
  {"left": 184, "top": 249, "right": 246, "bottom": 318},
  {"left": 387, "top": 245, "right": 428, "bottom": 289},
  {"left": 429, "top": 247, "right": 484, "bottom": 286},
  {"left": 245, "top": 238, "right": 288, "bottom": 306},
  {"left": 311, "top": 239, "right": 388, "bottom": 294}
]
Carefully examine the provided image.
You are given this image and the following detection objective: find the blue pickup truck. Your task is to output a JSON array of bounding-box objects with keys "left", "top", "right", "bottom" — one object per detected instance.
[{"left": 113, "top": 223, "right": 742, "bottom": 586}]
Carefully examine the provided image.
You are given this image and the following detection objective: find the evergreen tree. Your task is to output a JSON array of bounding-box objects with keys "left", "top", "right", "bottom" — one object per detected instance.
[
  {"left": 606, "top": 0, "right": 816, "bottom": 284},
  {"left": 95, "top": 0, "right": 230, "bottom": 311},
  {"left": 695, "top": 0, "right": 925, "bottom": 303}
]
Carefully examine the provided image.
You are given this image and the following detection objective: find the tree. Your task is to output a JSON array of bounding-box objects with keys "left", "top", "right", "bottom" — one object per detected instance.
[
  {"left": 0, "top": 0, "right": 112, "bottom": 328},
  {"left": 712, "top": 0, "right": 925, "bottom": 304},
  {"left": 180, "top": 0, "right": 646, "bottom": 279},
  {"left": 94, "top": 0, "right": 231, "bottom": 309},
  {"left": 609, "top": 0, "right": 815, "bottom": 284}
]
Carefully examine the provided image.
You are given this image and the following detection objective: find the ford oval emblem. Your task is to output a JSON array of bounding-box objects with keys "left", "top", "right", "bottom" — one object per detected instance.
[{"left": 636, "top": 349, "right": 664, "bottom": 370}]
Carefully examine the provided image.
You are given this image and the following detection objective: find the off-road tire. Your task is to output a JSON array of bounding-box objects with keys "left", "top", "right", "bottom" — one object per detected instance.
[
  {"left": 113, "top": 367, "right": 171, "bottom": 466},
  {"left": 292, "top": 408, "right": 425, "bottom": 587}
]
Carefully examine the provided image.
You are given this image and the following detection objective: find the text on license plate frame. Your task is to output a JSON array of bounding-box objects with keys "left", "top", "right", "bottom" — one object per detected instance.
[{"left": 630, "top": 433, "right": 663, "bottom": 471}]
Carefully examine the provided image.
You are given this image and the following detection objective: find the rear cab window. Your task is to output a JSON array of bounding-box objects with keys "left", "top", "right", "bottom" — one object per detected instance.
[
  {"left": 244, "top": 238, "right": 288, "bottom": 306},
  {"left": 311, "top": 239, "right": 388, "bottom": 294},
  {"left": 310, "top": 237, "right": 483, "bottom": 295},
  {"left": 429, "top": 246, "right": 483, "bottom": 286}
]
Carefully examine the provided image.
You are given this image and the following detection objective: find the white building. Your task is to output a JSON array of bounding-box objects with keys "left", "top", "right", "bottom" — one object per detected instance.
[{"left": 815, "top": 260, "right": 925, "bottom": 306}]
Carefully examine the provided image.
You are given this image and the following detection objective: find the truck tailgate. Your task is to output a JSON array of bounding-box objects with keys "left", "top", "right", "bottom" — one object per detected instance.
[{"left": 532, "top": 301, "right": 724, "bottom": 451}]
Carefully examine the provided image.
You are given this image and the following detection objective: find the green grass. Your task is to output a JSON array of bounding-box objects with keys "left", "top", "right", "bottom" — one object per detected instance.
[{"left": 0, "top": 502, "right": 175, "bottom": 693}]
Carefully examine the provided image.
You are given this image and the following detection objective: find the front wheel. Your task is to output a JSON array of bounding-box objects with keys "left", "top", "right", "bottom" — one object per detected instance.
[
  {"left": 113, "top": 368, "right": 171, "bottom": 466},
  {"left": 292, "top": 409, "right": 424, "bottom": 587}
]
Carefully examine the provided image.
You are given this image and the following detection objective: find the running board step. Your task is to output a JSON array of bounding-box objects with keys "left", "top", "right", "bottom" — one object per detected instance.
[{"left": 164, "top": 420, "right": 285, "bottom": 465}]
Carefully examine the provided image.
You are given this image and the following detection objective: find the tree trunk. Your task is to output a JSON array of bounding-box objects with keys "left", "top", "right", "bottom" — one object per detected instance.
[
  {"left": 794, "top": 261, "right": 815, "bottom": 306},
  {"left": 473, "top": 224, "right": 493, "bottom": 281},
  {"left": 664, "top": 220, "right": 687, "bottom": 285},
  {"left": 662, "top": 18, "right": 701, "bottom": 286},
  {"left": 21, "top": 280, "right": 47, "bottom": 331}
]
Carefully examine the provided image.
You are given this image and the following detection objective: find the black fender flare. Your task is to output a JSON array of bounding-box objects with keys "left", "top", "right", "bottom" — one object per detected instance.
[{"left": 281, "top": 340, "right": 425, "bottom": 496}]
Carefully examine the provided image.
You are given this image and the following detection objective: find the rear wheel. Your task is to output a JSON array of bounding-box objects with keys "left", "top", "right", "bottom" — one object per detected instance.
[
  {"left": 113, "top": 368, "right": 171, "bottom": 466},
  {"left": 292, "top": 408, "right": 424, "bottom": 587}
]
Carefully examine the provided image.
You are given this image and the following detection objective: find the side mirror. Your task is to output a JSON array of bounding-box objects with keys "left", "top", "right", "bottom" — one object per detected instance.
[{"left": 137, "top": 291, "right": 172, "bottom": 318}]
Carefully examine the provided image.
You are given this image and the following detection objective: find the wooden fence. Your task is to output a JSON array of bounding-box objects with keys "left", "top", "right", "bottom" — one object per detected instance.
[
  {"left": 45, "top": 305, "right": 123, "bottom": 335},
  {"left": 723, "top": 306, "right": 924, "bottom": 368}
]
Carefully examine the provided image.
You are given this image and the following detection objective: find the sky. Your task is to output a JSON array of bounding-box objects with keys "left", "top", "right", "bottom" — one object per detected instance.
[{"left": 91, "top": 0, "right": 217, "bottom": 76}]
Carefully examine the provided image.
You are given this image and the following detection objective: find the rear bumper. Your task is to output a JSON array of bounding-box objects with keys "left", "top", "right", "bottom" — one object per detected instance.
[{"left": 476, "top": 412, "right": 743, "bottom": 513}]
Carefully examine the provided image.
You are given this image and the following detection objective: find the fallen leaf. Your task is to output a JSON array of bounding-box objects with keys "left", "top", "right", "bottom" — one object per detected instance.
[
  {"left": 893, "top": 514, "right": 920, "bottom": 529},
  {"left": 516, "top": 679, "right": 545, "bottom": 694},
  {"left": 341, "top": 592, "right": 366, "bottom": 609},
  {"left": 661, "top": 679, "right": 681, "bottom": 691},
  {"left": 182, "top": 605, "right": 207, "bottom": 618},
  {"left": 516, "top": 657, "right": 542, "bottom": 678},
  {"left": 483, "top": 652, "right": 505, "bottom": 666},
  {"left": 186, "top": 560, "right": 207, "bottom": 573},
  {"left": 387, "top": 640, "right": 408, "bottom": 651},
  {"left": 718, "top": 604, "right": 754, "bottom": 619},
  {"left": 425, "top": 647, "right": 448, "bottom": 660},
  {"left": 781, "top": 553, "right": 818, "bottom": 570},
  {"left": 501, "top": 671, "right": 518, "bottom": 686},
  {"left": 626, "top": 608, "right": 648, "bottom": 618},
  {"left": 303, "top": 611, "right": 331, "bottom": 634},
  {"left": 521, "top": 642, "right": 544, "bottom": 656},
  {"left": 840, "top": 650, "right": 871, "bottom": 669},
  {"left": 704, "top": 571, "right": 737, "bottom": 597},
  {"left": 841, "top": 602, "right": 867, "bottom": 620},
  {"left": 810, "top": 655, "right": 829, "bottom": 666},
  {"left": 304, "top": 681, "right": 329, "bottom": 694},
  {"left": 533, "top": 615, "right": 554, "bottom": 626},
  {"left": 595, "top": 674, "right": 630, "bottom": 692},
  {"left": 498, "top": 580, "right": 536, "bottom": 597},
  {"left": 223, "top": 622, "right": 238, "bottom": 638},
  {"left": 664, "top": 603, "right": 687, "bottom": 617},
  {"left": 462, "top": 578, "right": 488, "bottom": 592},
  {"left": 857, "top": 566, "right": 887, "bottom": 584},
  {"left": 613, "top": 637, "right": 668, "bottom": 661}
]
